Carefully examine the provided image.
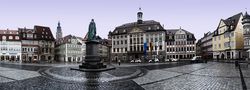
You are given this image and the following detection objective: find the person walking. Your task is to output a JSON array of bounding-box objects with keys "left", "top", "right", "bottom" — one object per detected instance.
[{"left": 118, "top": 59, "right": 121, "bottom": 66}]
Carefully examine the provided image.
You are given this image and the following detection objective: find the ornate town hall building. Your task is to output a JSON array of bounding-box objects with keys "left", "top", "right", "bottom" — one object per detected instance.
[{"left": 109, "top": 8, "right": 166, "bottom": 62}]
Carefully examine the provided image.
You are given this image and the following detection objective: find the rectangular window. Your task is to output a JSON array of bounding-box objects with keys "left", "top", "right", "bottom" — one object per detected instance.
[
  {"left": 159, "top": 45, "right": 162, "bottom": 50},
  {"left": 117, "top": 48, "right": 119, "bottom": 52}
]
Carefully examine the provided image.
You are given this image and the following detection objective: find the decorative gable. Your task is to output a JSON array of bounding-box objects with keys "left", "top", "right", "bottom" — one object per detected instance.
[
  {"left": 129, "top": 27, "right": 144, "bottom": 33},
  {"left": 219, "top": 20, "right": 226, "bottom": 28}
]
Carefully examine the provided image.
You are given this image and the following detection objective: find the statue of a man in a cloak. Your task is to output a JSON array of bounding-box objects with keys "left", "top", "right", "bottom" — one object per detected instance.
[{"left": 87, "top": 19, "right": 97, "bottom": 41}]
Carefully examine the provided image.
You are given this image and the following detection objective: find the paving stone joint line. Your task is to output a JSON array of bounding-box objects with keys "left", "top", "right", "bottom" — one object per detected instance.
[{"left": 140, "top": 63, "right": 217, "bottom": 86}]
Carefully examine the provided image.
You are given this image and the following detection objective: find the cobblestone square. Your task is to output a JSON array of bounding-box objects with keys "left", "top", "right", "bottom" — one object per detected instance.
[{"left": 0, "top": 61, "right": 249, "bottom": 90}]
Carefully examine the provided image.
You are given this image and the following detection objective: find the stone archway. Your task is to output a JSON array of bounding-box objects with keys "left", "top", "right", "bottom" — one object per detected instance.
[{"left": 41, "top": 55, "right": 46, "bottom": 61}]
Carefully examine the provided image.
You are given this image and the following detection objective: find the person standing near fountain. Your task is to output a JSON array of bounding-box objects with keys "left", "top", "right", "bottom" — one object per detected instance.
[{"left": 118, "top": 59, "right": 121, "bottom": 66}]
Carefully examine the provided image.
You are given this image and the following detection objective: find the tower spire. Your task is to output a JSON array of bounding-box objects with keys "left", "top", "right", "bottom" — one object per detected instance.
[
  {"left": 58, "top": 21, "right": 61, "bottom": 27},
  {"left": 137, "top": 7, "right": 143, "bottom": 24},
  {"left": 56, "top": 21, "right": 63, "bottom": 40}
]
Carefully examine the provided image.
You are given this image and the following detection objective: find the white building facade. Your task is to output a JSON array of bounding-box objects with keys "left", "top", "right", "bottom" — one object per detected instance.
[
  {"left": 0, "top": 30, "right": 22, "bottom": 62},
  {"left": 110, "top": 8, "right": 166, "bottom": 62},
  {"left": 165, "top": 28, "right": 196, "bottom": 60},
  {"left": 55, "top": 35, "right": 85, "bottom": 62}
]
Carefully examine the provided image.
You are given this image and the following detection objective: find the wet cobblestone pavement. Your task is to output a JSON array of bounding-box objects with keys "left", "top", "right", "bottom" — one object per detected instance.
[{"left": 0, "top": 61, "right": 250, "bottom": 90}]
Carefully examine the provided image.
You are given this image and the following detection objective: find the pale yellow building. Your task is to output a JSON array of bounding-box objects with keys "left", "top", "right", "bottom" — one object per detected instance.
[{"left": 213, "top": 13, "right": 244, "bottom": 60}]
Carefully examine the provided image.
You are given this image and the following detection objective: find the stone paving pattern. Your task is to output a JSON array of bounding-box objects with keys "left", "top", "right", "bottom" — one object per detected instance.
[
  {"left": 0, "top": 61, "right": 250, "bottom": 90},
  {"left": 0, "top": 67, "right": 41, "bottom": 82},
  {"left": 141, "top": 62, "right": 246, "bottom": 90}
]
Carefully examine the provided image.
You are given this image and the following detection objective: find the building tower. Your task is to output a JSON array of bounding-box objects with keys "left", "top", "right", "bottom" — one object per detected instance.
[
  {"left": 56, "top": 21, "right": 62, "bottom": 40},
  {"left": 242, "top": 11, "right": 250, "bottom": 58},
  {"left": 242, "top": 12, "right": 250, "bottom": 32},
  {"left": 137, "top": 8, "right": 143, "bottom": 24}
]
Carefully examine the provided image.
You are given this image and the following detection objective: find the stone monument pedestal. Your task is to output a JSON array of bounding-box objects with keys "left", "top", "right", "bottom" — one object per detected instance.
[{"left": 71, "top": 40, "right": 115, "bottom": 72}]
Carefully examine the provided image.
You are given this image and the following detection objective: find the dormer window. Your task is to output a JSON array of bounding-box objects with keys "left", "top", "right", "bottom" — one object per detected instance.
[
  {"left": 15, "top": 36, "right": 19, "bottom": 40},
  {"left": 157, "top": 26, "right": 160, "bottom": 30},
  {"left": 116, "top": 30, "right": 118, "bottom": 33},
  {"left": 148, "top": 27, "right": 151, "bottom": 30},
  {"left": 9, "top": 36, "right": 13, "bottom": 40},
  {"left": 2, "top": 36, "right": 6, "bottom": 40},
  {"left": 123, "top": 29, "right": 126, "bottom": 32},
  {"left": 231, "top": 26, "right": 234, "bottom": 30},
  {"left": 189, "top": 35, "right": 192, "bottom": 38}
]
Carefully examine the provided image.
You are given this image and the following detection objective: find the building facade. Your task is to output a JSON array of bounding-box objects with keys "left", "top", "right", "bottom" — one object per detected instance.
[
  {"left": 19, "top": 26, "right": 55, "bottom": 62},
  {"left": 18, "top": 28, "right": 39, "bottom": 62},
  {"left": 0, "top": 30, "right": 22, "bottom": 62},
  {"left": 213, "top": 13, "right": 244, "bottom": 60},
  {"left": 196, "top": 31, "right": 213, "bottom": 60},
  {"left": 242, "top": 12, "right": 250, "bottom": 58},
  {"left": 99, "top": 39, "right": 110, "bottom": 62},
  {"left": 110, "top": 8, "right": 166, "bottom": 62},
  {"left": 55, "top": 35, "right": 85, "bottom": 62},
  {"left": 165, "top": 28, "right": 196, "bottom": 60}
]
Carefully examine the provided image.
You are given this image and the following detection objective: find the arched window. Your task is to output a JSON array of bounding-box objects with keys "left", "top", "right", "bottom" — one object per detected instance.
[
  {"left": 2, "top": 36, "right": 6, "bottom": 40},
  {"left": 15, "top": 36, "right": 19, "bottom": 40},
  {"left": 9, "top": 36, "right": 13, "bottom": 40}
]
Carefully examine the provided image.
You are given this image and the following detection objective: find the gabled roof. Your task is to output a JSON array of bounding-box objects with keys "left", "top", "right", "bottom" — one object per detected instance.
[
  {"left": 165, "top": 29, "right": 193, "bottom": 35},
  {"left": 214, "top": 13, "right": 243, "bottom": 36},
  {"left": 216, "top": 13, "right": 243, "bottom": 31},
  {"left": 0, "top": 29, "right": 18, "bottom": 34},
  {"left": 111, "top": 20, "right": 164, "bottom": 35},
  {"left": 34, "top": 25, "right": 55, "bottom": 41},
  {"left": 56, "top": 34, "right": 84, "bottom": 46},
  {"left": 0, "top": 29, "right": 20, "bottom": 41},
  {"left": 224, "top": 13, "right": 242, "bottom": 26},
  {"left": 116, "top": 20, "right": 161, "bottom": 29}
]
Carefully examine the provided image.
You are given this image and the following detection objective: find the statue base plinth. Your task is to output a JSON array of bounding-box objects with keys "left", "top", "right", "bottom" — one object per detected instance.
[
  {"left": 71, "top": 40, "right": 115, "bottom": 72},
  {"left": 79, "top": 62, "right": 107, "bottom": 69},
  {"left": 71, "top": 65, "right": 115, "bottom": 72}
]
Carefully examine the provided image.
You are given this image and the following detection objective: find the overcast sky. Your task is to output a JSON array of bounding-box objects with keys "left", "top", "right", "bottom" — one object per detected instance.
[{"left": 0, "top": 0, "right": 249, "bottom": 40}]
